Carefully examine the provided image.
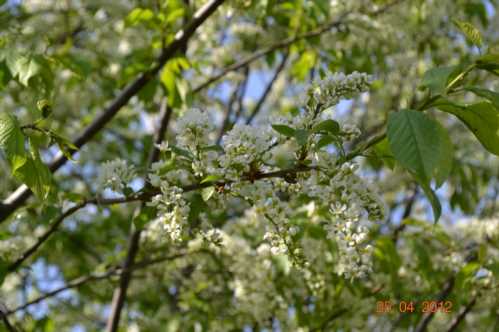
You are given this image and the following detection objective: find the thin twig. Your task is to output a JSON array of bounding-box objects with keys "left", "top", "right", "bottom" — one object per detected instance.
[
  {"left": 0, "top": 302, "right": 18, "bottom": 332},
  {"left": 446, "top": 295, "right": 477, "bottom": 332},
  {"left": 414, "top": 277, "right": 455, "bottom": 332},
  {"left": 5, "top": 252, "right": 188, "bottom": 316},
  {"left": 310, "top": 308, "right": 349, "bottom": 332},
  {"left": 216, "top": 69, "right": 248, "bottom": 144},
  {"left": 7, "top": 201, "right": 87, "bottom": 272},
  {"left": 193, "top": 1, "right": 402, "bottom": 93},
  {"left": 246, "top": 51, "right": 289, "bottom": 124}
]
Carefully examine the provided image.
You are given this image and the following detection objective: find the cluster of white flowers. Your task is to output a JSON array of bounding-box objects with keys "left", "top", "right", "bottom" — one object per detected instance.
[
  {"left": 146, "top": 183, "right": 190, "bottom": 242},
  {"left": 0, "top": 236, "right": 26, "bottom": 261},
  {"left": 308, "top": 71, "right": 371, "bottom": 109},
  {"left": 176, "top": 108, "right": 215, "bottom": 151},
  {"left": 97, "top": 159, "right": 136, "bottom": 193},
  {"left": 142, "top": 70, "right": 384, "bottom": 280},
  {"left": 221, "top": 232, "right": 287, "bottom": 322},
  {"left": 230, "top": 22, "right": 265, "bottom": 38},
  {"left": 219, "top": 124, "right": 274, "bottom": 179},
  {"left": 342, "top": 123, "right": 362, "bottom": 141}
]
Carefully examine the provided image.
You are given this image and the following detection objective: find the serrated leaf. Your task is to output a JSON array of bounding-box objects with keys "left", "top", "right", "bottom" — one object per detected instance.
[
  {"left": 13, "top": 139, "right": 55, "bottom": 200},
  {"left": 6, "top": 53, "right": 42, "bottom": 86},
  {"left": 201, "top": 186, "right": 215, "bottom": 201},
  {"left": 465, "top": 86, "right": 499, "bottom": 108},
  {"left": 419, "top": 179, "right": 442, "bottom": 222},
  {"left": 387, "top": 110, "right": 452, "bottom": 184},
  {"left": 453, "top": 20, "right": 482, "bottom": 47},
  {"left": 0, "top": 112, "right": 26, "bottom": 172},
  {"left": 272, "top": 124, "right": 295, "bottom": 137},
  {"left": 312, "top": 119, "right": 340, "bottom": 135},
  {"left": 436, "top": 100, "right": 499, "bottom": 156}
]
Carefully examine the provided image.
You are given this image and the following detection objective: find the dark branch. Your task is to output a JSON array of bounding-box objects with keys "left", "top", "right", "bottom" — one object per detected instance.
[
  {"left": 5, "top": 252, "right": 188, "bottom": 316},
  {"left": 216, "top": 67, "right": 249, "bottom": 144},
  {"left": 446, "top": 295, "right": 477, "bottom": 332},
  {"left": 414, "top": 277, "right": 455, "bottom": 332},
  {"left": 246, "top": 51, "right": 289, "bottom": 124},
  {"left": 7, "top": 201, "right": 87, "bottom": 272}
]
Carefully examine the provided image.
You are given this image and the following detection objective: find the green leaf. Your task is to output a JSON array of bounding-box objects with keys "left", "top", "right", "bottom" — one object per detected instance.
[
  {"left": 0, "top": 112, "right": 27, "bottom": 172},
  {"left": 13, "top": 139, "right": 54, "bottom": 200},
  {"left": 373, "top": 138, "right": 395, "bottom": 169},
  {"left": 453, "top": 20, "right": 482, "bottom": 47},
  {"left": 387, "top": 110, "right": 453, "bottom": 184},
  {"left": 170, "top": 145, "right": 194, "bottom": 160},
  {"left": 50, "top": 132, "right": 78, "bottom": 161},
  {"left": 475, "top": 53, "right": 499, "bottom": 76},
  {"left": 420, "top": 66, "right": 457, "bottom": 94},
  {"left": 200, "top": 145, "right": 224, "bottom": 153},
  {"left": 312, "top": 119, "right": 340, "bottom": 135},
  {"left": 161, "top": 58, "right": 190, "bottom": 108},
  {"left": 201, "top": 174, "right": 223, "bottom": 184},
  {"left": 294, "top": 129, "right": 309, "bottom": 146},
  {"left": 465, "top": 86, "right": 499, "bottom": 108},
  {"left": 436, "top": 100, "right": 499, "bottom": 156},
  {"left": 6, "top": 53, "right": 42, "bottom": 86},
  {"left": 0, "top": 61, "right": 12, "bottom": 90},
  {"left": 272, "top": 124, "right": 296, "bottom": 137},
  {"left": 433, "top": 124, "right": 453, "bottom": 188},
  {"left": 201, "top": 186, "right": 215, "bottom": 201},
  {"left": 126, "top": 8, "right": 155, "bottom": 26},
  {"left": 316, "top": 135, "right": 336, "bottom": 149},
  {"left": 418, "top": 178, "right": 441, "bottom": 223}
]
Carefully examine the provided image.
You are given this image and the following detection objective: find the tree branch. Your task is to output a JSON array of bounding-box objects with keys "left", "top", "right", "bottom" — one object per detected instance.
[
  {"left": 0, "top": 0, "right": 227, "bottom": 224},
  {"left": 414, "top": 277, "right": 455, "bottom": 332},
  {"left": 192, "top": 14, "right": 349, "bottom": 94},
  {"left": 4, "top": 252, "right": 188, "bottom": 316},
  {"left": 192, "top": 1, "right": 402, "bottom": 94},
  {"left": 7, "top": 201, "right": 87, "bottom": 273},
  {"left": 105, "top": 91, "right": 175, "bottom": 331},
  {"left": 0, "top": 302, "right": 18, "bottom": 332},
  {"left": 446, "top": 295, "right": 477, "bottom": 332},
  {"left": 246, "top": 51, "right": 289, "bottom": 124},
  {"left": 216, "top": 67, "right": 249, "bottom": 144}
]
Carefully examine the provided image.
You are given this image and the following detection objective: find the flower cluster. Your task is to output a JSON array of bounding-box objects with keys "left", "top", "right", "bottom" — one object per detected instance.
[
  {"left": 143, "top": 71, "right": 384, "bottom": 281},
  {"left": 97, "top": 159, "right": 136, "bottom": 194},
  {"left": 308, "top": 71, "right": 371, "bottom": 109},
  {"left": 176, "top": 108, "right": 215, "bottom": 151},
  {"left": 219, "top": 124, "right": 274, "bottom": 179},
  {"left": 146, "top": 183, "right": 190, "bottom": 242}
]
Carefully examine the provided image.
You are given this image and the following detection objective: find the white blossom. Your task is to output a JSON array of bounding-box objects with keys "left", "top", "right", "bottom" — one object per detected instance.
[
  {"left": 308, "top": 71, "right": 371, "bottom": 109},
  {"left": 97, "top": 159, "right": 136, "bottom": 194},
  {"left": 176, "top": 108, "right": 215, "bottom": 150},
  {"left": 145, "top": 183, "right": 190, "bottom": 242}
]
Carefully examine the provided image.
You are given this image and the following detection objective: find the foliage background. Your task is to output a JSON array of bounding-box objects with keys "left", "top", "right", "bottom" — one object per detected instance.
[{"left": 0, "top": 0, "right": 499, "bottom": 331}]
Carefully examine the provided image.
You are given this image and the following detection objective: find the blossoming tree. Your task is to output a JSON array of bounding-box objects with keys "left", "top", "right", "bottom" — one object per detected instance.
[{"left": 0, "top": 0, "right": 498, "bottom": 331}]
